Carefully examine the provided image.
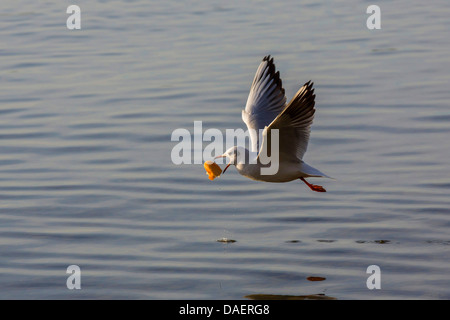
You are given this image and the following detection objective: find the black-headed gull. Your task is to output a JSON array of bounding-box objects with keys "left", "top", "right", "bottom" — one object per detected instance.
[{"left": 215, "top": 56, "right": 330, "bottom": 192}]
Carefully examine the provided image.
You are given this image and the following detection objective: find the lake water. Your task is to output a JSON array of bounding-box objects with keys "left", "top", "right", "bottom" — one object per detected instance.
[{"left": 0, "top": 0, "right": 449, "bottom": 299}]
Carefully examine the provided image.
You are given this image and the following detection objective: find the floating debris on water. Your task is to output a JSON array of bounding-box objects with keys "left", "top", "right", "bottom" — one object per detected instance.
[
  {"left": 356, "top": 239, "right": 391, "bottom": 244},
  {"left": 307, "top": 276, "right": 326, "bottom": 282},
  {"left": 216, "top": 238, "right": 236, "bottom": 243},
  {"left": 285, "top": 240, "right": 301, "bottom": 243},
  {"left": 426, "top": 240, "right": 450, "bottom": 245}
]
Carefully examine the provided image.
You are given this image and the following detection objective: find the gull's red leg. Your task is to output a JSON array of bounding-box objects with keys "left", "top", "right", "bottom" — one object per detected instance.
[{"left": 300, "top": 177, "right": 326, "bottom": 192}]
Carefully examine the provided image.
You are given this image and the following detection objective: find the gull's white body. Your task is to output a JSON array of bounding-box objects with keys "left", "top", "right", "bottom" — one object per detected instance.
[
  {"left": 236, "top": 160, "right": 329, "bottom": 183},
  {"left": 218, "top": 56, "right": 330, "bottom": 191},
  {"left": 222, "top": 146, "right": 329, "bottom": 183}
]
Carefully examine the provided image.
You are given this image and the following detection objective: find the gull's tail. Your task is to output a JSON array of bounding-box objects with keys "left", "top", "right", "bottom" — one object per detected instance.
[{"left": 300, "top": 162, "right": 335, "bottom": 180}]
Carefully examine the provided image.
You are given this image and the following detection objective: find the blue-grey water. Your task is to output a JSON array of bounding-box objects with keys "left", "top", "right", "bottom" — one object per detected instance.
[{"left": 0, "top": 0, "right": 449, "bottom": 299}]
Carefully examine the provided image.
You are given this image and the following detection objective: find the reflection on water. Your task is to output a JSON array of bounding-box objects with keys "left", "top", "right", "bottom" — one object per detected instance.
[{"left": 0, "top": 0, "right": 449, "bottom": 299}]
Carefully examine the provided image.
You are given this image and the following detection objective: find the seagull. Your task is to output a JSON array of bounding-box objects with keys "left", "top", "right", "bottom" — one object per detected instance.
[{"left": 215, "top": 55, "right": 331, "bottom": 192}]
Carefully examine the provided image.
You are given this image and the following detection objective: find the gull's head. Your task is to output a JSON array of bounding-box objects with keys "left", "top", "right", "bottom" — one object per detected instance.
[{"left": 214, "top": 146, "right": 247, "bottom": 174}]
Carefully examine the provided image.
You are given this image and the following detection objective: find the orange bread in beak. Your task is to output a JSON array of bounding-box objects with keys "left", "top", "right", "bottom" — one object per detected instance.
[{"left": 204, "top": 161, "right": 222, "bottom": 180}]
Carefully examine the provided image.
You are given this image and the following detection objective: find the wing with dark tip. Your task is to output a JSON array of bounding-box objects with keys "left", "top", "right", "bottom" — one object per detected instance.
[
  {"left": 258, "top": 81, "right": 316, "bottom": 162},
  {"left": 242, "top": 56, "right": 287, "bottom": 153}
]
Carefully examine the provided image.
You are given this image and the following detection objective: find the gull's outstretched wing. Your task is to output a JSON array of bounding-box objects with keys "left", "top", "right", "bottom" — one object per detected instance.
[
  {"left": 242, "top": 56, "right": 287, "bottom": 153},
  {"left": 258, "top": 81, "right": 316, "bottom": 163}
]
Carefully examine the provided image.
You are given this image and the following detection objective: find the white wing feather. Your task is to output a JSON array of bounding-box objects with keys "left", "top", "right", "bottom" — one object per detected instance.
[{"left": 242, "top": 56, "right": 287, "bottom": 153}]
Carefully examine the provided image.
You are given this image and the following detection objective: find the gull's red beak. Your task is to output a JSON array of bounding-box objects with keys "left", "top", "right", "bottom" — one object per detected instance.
[
  {"left": 214, "top": 155, "right": 231, "bottom": 174},
  {"left": 223, "top": 163, "right": 231, "bottom": 173}
]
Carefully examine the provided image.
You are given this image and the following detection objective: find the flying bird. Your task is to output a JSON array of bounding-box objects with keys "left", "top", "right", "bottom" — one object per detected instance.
[{"left": 214, "top": 56, "right": 331, "bottom": 192}]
